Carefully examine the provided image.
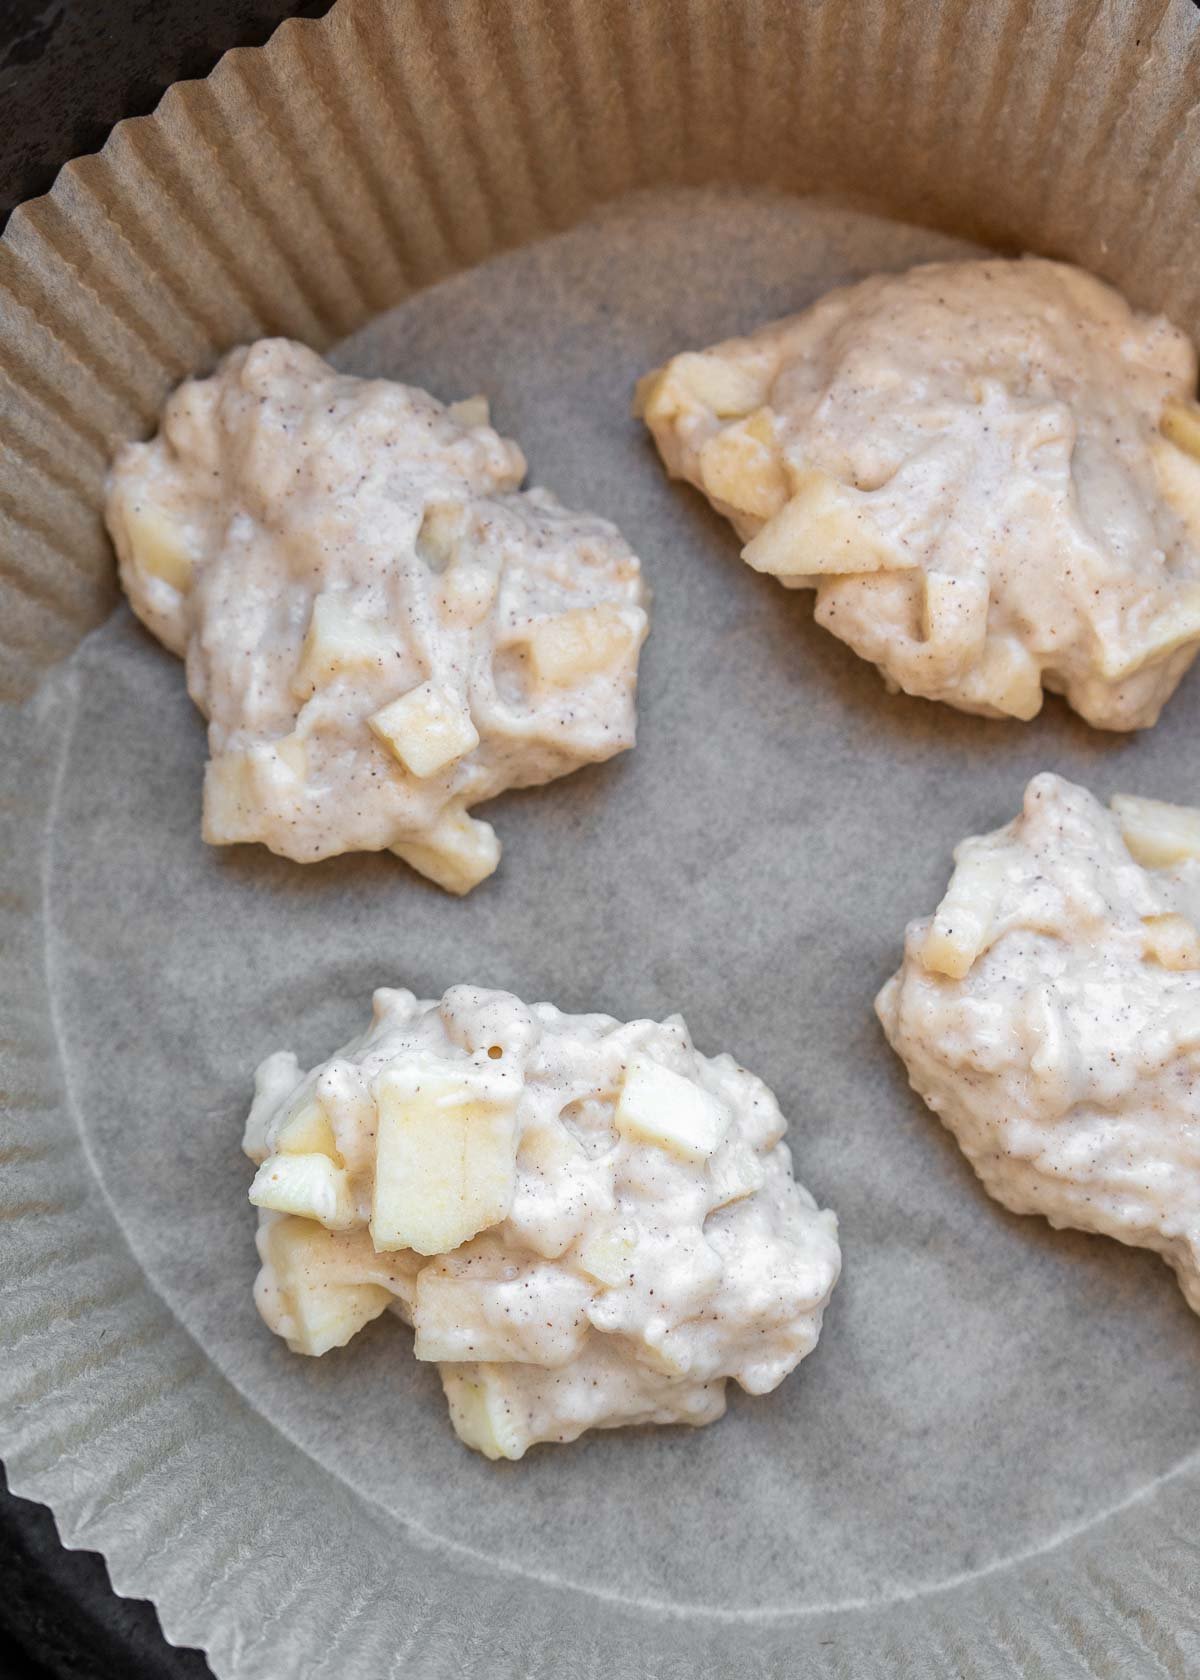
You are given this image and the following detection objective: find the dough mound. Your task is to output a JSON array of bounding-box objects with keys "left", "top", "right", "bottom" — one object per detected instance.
[
  {"left": 244, "top": 984, "right": 841, "bottom": 1459},
  {"left": 878, "top": 772, "right": 1200, "bottom": 1311},
  {"left": 638, "top": 258, "right": 1200, "bottom": 731},
  {"left": 107, "top": 340, "right": 648, "bottom": 891}
]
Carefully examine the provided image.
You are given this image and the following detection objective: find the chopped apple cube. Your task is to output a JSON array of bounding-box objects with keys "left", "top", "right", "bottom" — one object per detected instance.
[
  {"left": 1112, "top": 792, "right": 1200, "bottom": 867},
  {"left": 292, "top": 593, "right": 396, "bottom": 698},
  {"left": 576, "top": 1223, "right": 638, "bottom": 1286},
  {"left": 446, "top": 394, "right": 490, "bottom": 429},
  {"left": 1141, "top": 913, "right": 1200, "bottom": 970},
  {"left": 276, "top": 1099, "right": 339, "bottom": 1160},
  {"left": 526, "top": 605, "right": 638, "bottom": 686},
  {"left": 370, "top": 1065, "right": 519, "bottom": 1255},
  {"left": 921, "top": 842, "right": 1010, "bottom": 978},
  {"left": 1161, "top": 398, "right": 1200, "bottom": 459},
  {"left": 708, "top": 1141, "right": 767, "bottom": 1210},
  {"left": 201, "top": 752, "right": 257, "bottom": 843},
  {"left": 699, "top": 410, "right": 788, "bottom": 521},
  {"left": 259, "top": 1215, "right": 394, "bottom": 1357},
  {"left": 122, "top": 501, "right": 197, "bottom": 593},
  {"left": 742, "top": 471, "right": 918, "bottom": 580},
  {"left": 615, "top": 1055, "right": 729, "bottom": 1162},
  {"left": 970, "top": 634, "right": 1043, "bottom": 721},
  {"left": 439, "top": 1364, "right": 528, "bottom": 1460},
  {"left": 368, "top": 680, "right": 479, "bottom": 778},
  {"left": 390, "top": 805, "right": 500, "bottom": 895},
  {"left": 635, "top": 352, "right": 767, "bottom": 424},
  {"left": 249, "top": 1151, "right": 356, "bottom": 1230}
]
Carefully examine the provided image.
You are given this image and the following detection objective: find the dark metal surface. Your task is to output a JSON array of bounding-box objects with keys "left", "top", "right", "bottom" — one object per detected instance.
[
  {"left": 0, "top": 9, "right": 333, "bottom": 1672},
  {"left": 0, "top": 1465, "right": 213, "bottom": 1677},
  {"left": 0, "top": 0, "right": 332, "bottom": 224}
]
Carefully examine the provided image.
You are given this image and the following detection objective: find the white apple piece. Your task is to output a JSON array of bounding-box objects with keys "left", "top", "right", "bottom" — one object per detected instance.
[
  {"left": 106, "top": 338, "right": 649, "bottom": 886},
  {"left": 524, "top": 605, "right": 639, "bottom": 686},
  {"left": 388, "top": 804, "right": 500, "bottom": 897},
  {"left": 249, "top": 1151, "right": 356, "bottom": 1231},
  {"left": 255, "top": 1214, "right": 414, "bottom": 1358},
  {"left": 615, "top": 1053, "right": 730, "bottom": 1161},
  {"left": 245, "top": 984, "right": 841, "bottom": 1458},
  {"left": 368, "top": 681, "right": 480, "bottom": 778},
  {"left": 1111, "top": 792, "right": 1200, "bottom": 868},
  {"left": 370, "top": 1061, "right": 520, "bottom": 1256}
]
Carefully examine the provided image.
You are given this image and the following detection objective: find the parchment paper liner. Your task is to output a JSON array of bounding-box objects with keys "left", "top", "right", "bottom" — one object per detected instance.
[{"left": 3, "top": 2, "right": 1200, "bottom": 1674}]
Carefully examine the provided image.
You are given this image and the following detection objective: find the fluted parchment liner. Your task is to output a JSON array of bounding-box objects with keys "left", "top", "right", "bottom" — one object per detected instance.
[{"left": 3, "top": 1, "right": 1200, "bottom": 1675}]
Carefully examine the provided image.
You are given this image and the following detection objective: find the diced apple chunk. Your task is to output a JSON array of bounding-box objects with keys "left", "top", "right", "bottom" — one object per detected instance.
[
  {"left": 526, "top": 605, "right": 638, "bottom": 686},
  {"left": 292, "top": 593, "right": 395, "bottom": 698},
  {"left": 615, "top": 1055, "right": 729, "bottom": 1162},
  {"left": 576, "top": 1223, "right": 638, "bottom": 1286},
  {"left": 970, "top": 634, "right": 1043, "bottom": 721},
  {"left": 259, "top": 1215, "right": 394, "bottom": 1357},
  {"left": 369, "top": 680, "right": 479, "bottom": 778},
  {"left": 1161, "top": 398, "right": 1200, "bottom": 459},
  {"left": 440, "top": 1364, "right": 528, "bottom": 1460},
  {"left": 635, "top": 352, "right": 766, "bottom": 424},
  {"left": 1141, "top": 913, "right": 1200, "bottom": 970},
  {"left": 201, "top": 752, "right": 257, "bottom": 843},
  {"left": 276, "top": 1099, "right": 339, "bottom": 1160},
  {"left": 742, "top": 471, "right": 918, "bottom": 580},
  {"left": 370, "top": 1065, "right": 519, "bottom": 1255},
  {"left": 249, "top": 1151, "right": 356, "bottom": 1229},
  {"left": 1112, "top": 793, "right": 1200, "bottom": 867},
  {"left": 699, "top": 410, "right": 787, "bottom": 521},
  {"left": 122, "top": 501, "right": 197, "bottom": 593},
  {"left": 921, "top": 842, "right": 1010, "bottom": 979},
  {"left": 446, "top": 394, "right": 490, "bottom": 429},
  {"left": 708, "top": 1141, "right": 767, "bottom": 1210},
  {"left": 391, "top": 805, "right": 500, "bottom": 894}
]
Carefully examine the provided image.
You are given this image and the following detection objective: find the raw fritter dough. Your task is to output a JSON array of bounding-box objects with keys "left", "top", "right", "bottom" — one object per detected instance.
[
  {"left": 878, "top": 773, "right": 1200, "bottom": 1310},
  {"left": 244, "top": 985, "right": 841, "bottom": 1459},
  {"left": 107, "top": 340, "right": 649, "bottom": 892},
  {"left": 638, "top": 258, "right": 1200, "bottom": 731}
]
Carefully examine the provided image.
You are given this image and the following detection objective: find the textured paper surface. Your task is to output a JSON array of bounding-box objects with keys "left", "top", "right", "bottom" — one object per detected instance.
[
  {"left": 3, "top": 3, "right": 1200, "bottom": 1677},
  {"left": 8, "top": 186, "right": 1200, "bottom": 1675}
]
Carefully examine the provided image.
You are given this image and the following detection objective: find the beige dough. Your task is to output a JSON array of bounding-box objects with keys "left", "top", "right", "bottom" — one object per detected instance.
[
  {"left": 107, "top": 340, "right": 649, "bottom": 892},
  {"left": 878, "top": 773, "right": 1200, "bottom": 1311},
  {"left": 244, "top": 984, "right": 841, "bottom": 1459},
  {"left": 639, "top": 259, "right": 1200, "bottom": 730}
]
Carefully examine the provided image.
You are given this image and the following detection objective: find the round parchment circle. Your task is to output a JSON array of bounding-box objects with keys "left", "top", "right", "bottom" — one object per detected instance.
[{"left": 45, "top": 191, "right": 1200, "bottom": 1620}]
